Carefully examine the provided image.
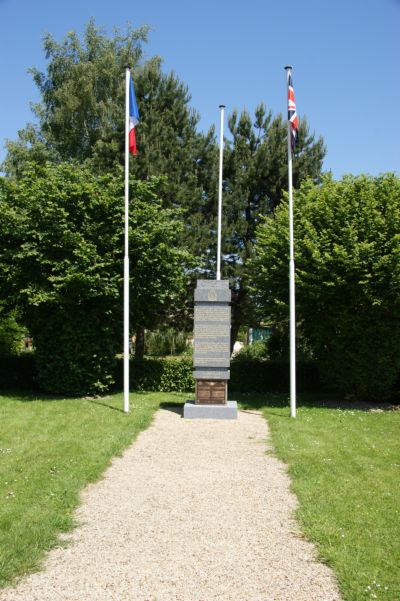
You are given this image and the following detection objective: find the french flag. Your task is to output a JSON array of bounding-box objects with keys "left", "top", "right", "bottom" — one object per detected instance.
[{"left": 129, "top": 74, "right": 140, "bottom": 155}]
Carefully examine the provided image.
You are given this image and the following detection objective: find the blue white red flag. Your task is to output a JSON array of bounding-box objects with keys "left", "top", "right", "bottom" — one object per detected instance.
[
  {"left": 287, "top": 73, "right": 299, "bottom": 152},
  {"left": 129, "top": 74, "right": 140, "bottom": 155}
]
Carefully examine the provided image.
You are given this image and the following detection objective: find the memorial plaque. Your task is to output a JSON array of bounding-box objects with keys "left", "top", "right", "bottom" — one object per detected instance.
[{"left": 193, "top": 280, "right": 231, "bottom": 404}]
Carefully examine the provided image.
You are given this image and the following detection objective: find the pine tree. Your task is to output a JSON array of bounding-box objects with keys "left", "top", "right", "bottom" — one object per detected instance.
[{"left": 221, "top": 104, "right": 326, "bottom": 349}]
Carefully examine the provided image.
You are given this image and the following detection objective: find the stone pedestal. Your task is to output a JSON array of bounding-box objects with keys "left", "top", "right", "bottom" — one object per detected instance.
[
  {"left": 184, "top": 279, "right": 237, "bottom": 420},
  {"left": 183, "top": 400, "right": 238, "bottom": 419}
]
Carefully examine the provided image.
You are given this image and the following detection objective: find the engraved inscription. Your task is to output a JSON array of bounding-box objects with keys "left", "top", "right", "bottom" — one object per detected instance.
[
  {"left": 194, "top": 370, "right": 230, "bottom": 380},
  {"left": 194, "top": 306, "right": 230, "bottom": 322},
  {"left": 195, "top": 324, "right": 229, "bottom": 337},
  {"left": 195, "top": 342, "right": 230, "bottom": 354},
  {"left": 194, "top": 357, "right": 229, "bottom": 366}
]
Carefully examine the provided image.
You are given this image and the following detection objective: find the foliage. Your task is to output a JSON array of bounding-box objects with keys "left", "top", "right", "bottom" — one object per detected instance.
[
  {"left": 0, "top": 354, "right": 37, "bottom": 390},
  {"left": 230, "top": 358, "right": 320, "bottom": 392},
  {"left": 238, "top": 392, "right": 400, "bottom": 601},
  {"left": 0, "top": 308, "right": 25, "bottom": 357},
  {"left": 2, "top": 21, "right": 328, "bottom": 348},
  {"left": 145, "top": 329, "right": 188, "bottom": 357},
  {"left": 0, "top": 352, "right": 321, "bottom": 395},
  {"left": 0, "top": 163, "right": 189, "bottom": 394},
  {"left": 115, "top": 356, "right": 319, "bottom": 394},
  {"left": 220, "top": 105, "right": 326, "bottom": 348},
  {"left": 114, "top": 357, "right": 194, "bottom": 392},
  {"left": 2, "top": 21, "right": 149, "bottom": 173},
  {"left": 3, "top": 21, "right": 215, "bottom": 195},
  {"left": 251, "top": 173, "right": 400, "bottom": 400},
  {"left": 0, "top": 390, "right": 185, "bottom": 587},
  {"left": 234, "top": 340, "right": 269, "bottom": 360},
  {"left": 2, "top": 20, "right": 216, "bottom": 336}
]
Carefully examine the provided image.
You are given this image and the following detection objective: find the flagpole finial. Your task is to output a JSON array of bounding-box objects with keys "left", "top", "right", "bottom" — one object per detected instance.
[
  {"left": 124, "top": 64, "right": 131, "bottom": 70},
  {"left": 285, "top": 65, "right": 293, "bottom": 71},
  {"left": 219, "top": 104, "right": 226, "bottom": 109}
]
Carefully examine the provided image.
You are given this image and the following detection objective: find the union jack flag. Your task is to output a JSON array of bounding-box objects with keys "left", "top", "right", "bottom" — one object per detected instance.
[{"left": 287, "top": 72, "right": 299, "bottom": 152}]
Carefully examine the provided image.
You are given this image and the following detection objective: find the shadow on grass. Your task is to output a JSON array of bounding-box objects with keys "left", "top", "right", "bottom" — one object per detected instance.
[
  {"left": 234, "top": 390, "right": 399, "bottom": 412},
  {"left": 160, "top": 393, "right": 347, "bottom": 415},
  {"left": 2, "top": 389, "right": 397, "bottom": 413},
  {"left": 87, "top": 398, "right": 126, "bottom": 414},
  {"left": 0, "top": 389, "right": 82, "bottom": 403},
  {"left": 0, "top": 389, "right": 141, "bottom": 409}
]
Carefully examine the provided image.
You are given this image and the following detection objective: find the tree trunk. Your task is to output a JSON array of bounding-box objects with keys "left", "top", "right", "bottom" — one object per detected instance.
[{"left": 135, "top": 326, "right": 145, "bottom": 360}]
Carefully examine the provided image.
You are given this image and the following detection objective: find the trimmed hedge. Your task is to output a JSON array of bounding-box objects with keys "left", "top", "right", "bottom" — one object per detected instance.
[
  {"left": 113, "top": 357, "right": 195, "bottom": 392},
  {"left": 0, "top": 353, "right": 37, "bottom": 390},
  {"left": 0, "top": 354, "right": 320, "bottom": 395},
  {"left": 230, "top": 359, "right": 320, "bottom": 393}
]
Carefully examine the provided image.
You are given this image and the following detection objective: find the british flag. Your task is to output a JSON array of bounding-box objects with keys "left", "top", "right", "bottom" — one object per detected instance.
[{"left": 287, "top": 72, "right": 299, "bottom": 152}]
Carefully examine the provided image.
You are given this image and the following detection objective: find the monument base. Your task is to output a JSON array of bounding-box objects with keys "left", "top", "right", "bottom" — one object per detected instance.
[{"left": 183, "top": 400, "right": 237, "bottom": 420}]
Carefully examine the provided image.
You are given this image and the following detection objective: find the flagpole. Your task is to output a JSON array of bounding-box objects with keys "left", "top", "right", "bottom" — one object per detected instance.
[
  {"left": 123, "top": 66, "right": 130, "bottom": 414},
  {"left": 216, "top": 104, "right": 225, "bottom": 281},
  {"left": 285, "top": 65, "right": 296, "bottom": 418}
]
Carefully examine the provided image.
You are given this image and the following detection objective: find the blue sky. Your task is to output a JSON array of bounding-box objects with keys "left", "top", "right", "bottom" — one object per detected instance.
[{"left": 0, "top": 0, "right": 398, "bottom": 177}]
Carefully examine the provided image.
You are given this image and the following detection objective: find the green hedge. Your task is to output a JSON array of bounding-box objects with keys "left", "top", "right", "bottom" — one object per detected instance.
[
  {"left": 0, "top": 353, "right": 37, "bottom": 390},
  {"left": 113, "top": 357, "right": 195, "bottom": 392},
  {"left": 0, "top": 354, "right": 321, "bottom": 395},
  {"left": 230, "top": 359, "right": 320, "bottom": 393},
  {"left": 116, "top": 358, "right": 321, "bottom": 393}
]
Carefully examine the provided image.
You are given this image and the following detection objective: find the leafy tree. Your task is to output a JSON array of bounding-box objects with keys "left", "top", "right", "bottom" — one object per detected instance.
[
  {"left": 3, "top": 20, "right": 216, "bottom": 347},
  {"left": 0, "top": 163, "right": 189, "bottom": 394},
  {"left": 3, "top": 20, "right": 215, "bottom": 223},
  {"left": 2, "top": 20, "right": 326, "bottom": 356},
  {"left": 219, "top": 105, "right": 325, "bottom": 349},
  {"left": 0, "top": 307, "right": 25, "bottom": 357},
  {"left": 251, "top": 173, "right": 400, "bottom": 401},
  {"left": 3, "top": 21, "right": 148, "bottom": 173}
]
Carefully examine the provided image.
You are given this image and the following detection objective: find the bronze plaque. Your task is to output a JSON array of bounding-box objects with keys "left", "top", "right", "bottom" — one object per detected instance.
[{"left": 196, "top": 380, "right": 227, "bottom": 405}]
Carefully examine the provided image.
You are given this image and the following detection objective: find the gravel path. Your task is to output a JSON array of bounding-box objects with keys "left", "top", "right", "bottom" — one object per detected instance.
[{"left": 1, "top": 408, "right": 342, "bottom": 601}]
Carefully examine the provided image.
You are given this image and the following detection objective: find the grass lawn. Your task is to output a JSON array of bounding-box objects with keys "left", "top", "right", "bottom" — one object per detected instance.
[
  {"left": 236, "top": 392, "right": 400, "bottom": 601},
  {"left": 1, "top": 390, "right": 399, "bottom": 601},
  {"left": 0, "top": 390, "right": 191, "bottom": 588}
]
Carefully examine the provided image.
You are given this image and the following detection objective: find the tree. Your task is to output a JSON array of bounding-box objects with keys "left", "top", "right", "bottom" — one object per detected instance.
[
  {"left": 2, "top": 20, "right": 326, "bottom": 356},
  {"left": 220, "top": 105, "right": 325, "bottom": 349},
  {"left": 2, "top": 20, "right": 216, "bottom": 348},
  {"left": 0, "top": 163, "right": 190, "bottom": 394},
  {"left": 3, "top": 21, "right": 148, "bottom": 174},
  {"left": 0, "top": 307, "right": 24, "bottom": 357},
  {"left": 3, "top": 20, "right": 215, "bottom": 224},
  {"left": 251, "top": 173, "right": 400, "bottom": 401}
]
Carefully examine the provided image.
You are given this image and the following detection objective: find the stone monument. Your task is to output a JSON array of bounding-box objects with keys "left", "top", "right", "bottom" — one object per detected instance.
[{"left": 183, "top": 279, "right": 238, "bottom": 419}]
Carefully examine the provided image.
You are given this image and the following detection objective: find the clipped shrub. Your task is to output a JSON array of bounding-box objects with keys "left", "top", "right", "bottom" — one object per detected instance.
[
  {"left": 114, "top": 357, "right": 195, "bottom": 392},
  {"left": 0, "top": 164, "right": 190, "bottom": 395},
  {"left": 113, "top": 356, "right": 320, "bottom": 394},
  {"left": 0, "top": 353, "right": 37, "bottom": 391},
  {"left": 33, "top": 306, "right": 117, "bottom": 395},
  {"left": 252, "top": 174, "right": 400, "bottom": 401},
  {"left": 230, "top": 359, "right": 320, "bottom": 393}
]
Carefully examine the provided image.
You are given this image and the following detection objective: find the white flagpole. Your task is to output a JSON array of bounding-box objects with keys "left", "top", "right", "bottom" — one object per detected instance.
[
  {"left": 285, "top": 65, "right": 296, "bottom": 418},
  {"left": 123, "top": 66, "right": 130, "bottom": 414},
  {"left": 216, "top": 104, "right": 225, "bottom": 281}
]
